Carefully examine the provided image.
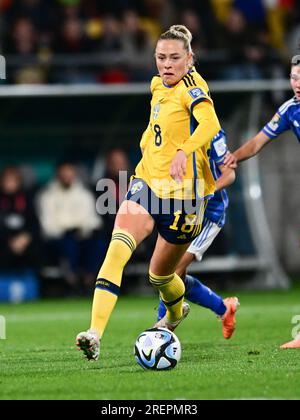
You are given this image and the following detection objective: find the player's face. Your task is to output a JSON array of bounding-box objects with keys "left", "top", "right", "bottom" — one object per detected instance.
[
  {"left": 155, "top": 40, "right": 193, "bottom": 86},
  {"left": 290, "top": 65, "right": 300, "bottom": 100}
]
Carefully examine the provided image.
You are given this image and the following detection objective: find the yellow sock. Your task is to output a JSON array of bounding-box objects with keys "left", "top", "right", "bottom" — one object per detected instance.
[
  {"left": 90, "top": 229, "right": 136, "bottom": 338},
  {"left": 149, "top": 272, "right": 185, "bottom": 322}
]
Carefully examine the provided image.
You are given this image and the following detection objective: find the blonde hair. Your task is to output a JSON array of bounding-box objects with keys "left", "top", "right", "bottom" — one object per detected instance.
[{"left": 159, "top": 25, "right": 193, "bottom": 55}]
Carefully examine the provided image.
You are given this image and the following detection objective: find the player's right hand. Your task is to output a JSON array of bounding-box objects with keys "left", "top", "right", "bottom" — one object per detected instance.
[
  {"left": 170, "top": 150, "right": 187, "bottom": 184},
  {"left": 223, "top": 151, "right": 238, "bottom": 169}
]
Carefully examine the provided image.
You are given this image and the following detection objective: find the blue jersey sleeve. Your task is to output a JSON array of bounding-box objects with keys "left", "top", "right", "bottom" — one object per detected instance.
[
  {"left": 262, "top": 105, "right": 290, "bottom": 139},
  {"left": 210, "top": 130, "right": 228, "bottom": 165}
]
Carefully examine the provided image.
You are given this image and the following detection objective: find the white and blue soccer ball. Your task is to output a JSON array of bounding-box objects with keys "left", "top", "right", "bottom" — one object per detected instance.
[{"left": 134, "top": 327, "right": 181, "bottom": 370}]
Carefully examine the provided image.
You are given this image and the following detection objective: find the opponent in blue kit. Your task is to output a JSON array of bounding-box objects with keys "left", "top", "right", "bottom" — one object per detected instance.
[
  {"left": 225, "top": 55, "right": 300, "bottom": 348},
  {"left": 157, "top": 129, "right": 240, "bottom": 339}
]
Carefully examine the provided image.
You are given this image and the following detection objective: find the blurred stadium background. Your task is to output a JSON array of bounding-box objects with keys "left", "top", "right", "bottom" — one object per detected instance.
[{"left": 0, "top": 0, "right": 300, "bottom": 302}]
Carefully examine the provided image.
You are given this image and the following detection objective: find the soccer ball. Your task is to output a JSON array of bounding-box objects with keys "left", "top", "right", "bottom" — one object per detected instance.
[{"left": 134, "top": 327, "right": 181, "bottom": 370}]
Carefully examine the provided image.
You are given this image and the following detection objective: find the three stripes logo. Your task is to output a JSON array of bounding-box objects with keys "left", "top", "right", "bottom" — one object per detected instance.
[
  {"left": 182, "top": 73, "right": 197, "bottom": 88},
  {"left": 0, "top": 55, "right": 6, "bottom": 80}
]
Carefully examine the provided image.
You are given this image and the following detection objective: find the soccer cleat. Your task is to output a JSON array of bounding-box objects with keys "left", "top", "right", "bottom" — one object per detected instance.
[
  {"left": 222, "top": 297, "right": 240, "bottom": 339},
  {"left": 76, "top": 329, "right": 100, "bottom": 361},
  {"left": 280, "top": 336, "right": 300, "bottom": 349},
  {"left": 154, "top": 302, "right": 190, "bottom": 332}
]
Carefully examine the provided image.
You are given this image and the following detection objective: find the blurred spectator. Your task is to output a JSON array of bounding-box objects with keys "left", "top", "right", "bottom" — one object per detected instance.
[
  {"left": 286, "top": 20, "right": 300, "bottom": 56},
  {"left": 104, "top": 148, "right": 130, "bottom": 204},
  {"left": 96, "top": 148, "right": 130, "bottom": 237},
  {"left": 37, "top": 161, "right": 103, "bottom": 295},
  {"left": 142, "top": 0, "right": 175, "bottom": 30},
  {"left": 120, "top": 9, "right": 155, "bottom": 81},
  {"left": 95, "top": 148, "right": 155, "bottom": 262},
  {"left": 180, "top": 9, "right": 209, "bottom": 58},
  {"left": 4, "top": 0, "right": 57, "bottom": 29},
  {"left": 94, "top": 14, "right": 128, "bottom": 83},
  {"left": 210, "top": 0, "right": 233, "bottom": 23},
  {"left": 55, "top": 17, "right": 91, "bottom": 54},
  {"left": 233, "top": 0, "right": 266, "bottom": 29},
  {"left": 6, "top": 17, "right": 38, "bottom": 55},
  {"left": 0, "top": 0, "right": 299, "bottom": 83},
  {"left": 174, "top": 0, "right": 219, "bottom": 49},
  {"left": 285, "top": 0, "right": 300, "bottom": 57},
  {"left": 97, "top": 14, "right": 122, "bottom": 53},
  {"left": 0, "top": 166, "right": 40, "bottom": 271},
  {"left": 217, "top": 7, "right": 270, "bottom": 80}
]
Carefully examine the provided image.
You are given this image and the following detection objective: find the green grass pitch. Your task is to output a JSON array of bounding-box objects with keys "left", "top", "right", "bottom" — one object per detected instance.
[{"left": 1, "top": 288, "right": 300, "bottom": 400}]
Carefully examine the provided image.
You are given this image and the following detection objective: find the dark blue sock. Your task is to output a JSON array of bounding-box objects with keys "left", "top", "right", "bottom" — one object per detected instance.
[
  {"left": 184, "top": 275, "right": 226, "bottom": 316},
  {"left": 157, "top": 297, "right": 167, "bottom": 321},
  {"left": 156, "top": 275, "right": 226, "bottom": 321}
]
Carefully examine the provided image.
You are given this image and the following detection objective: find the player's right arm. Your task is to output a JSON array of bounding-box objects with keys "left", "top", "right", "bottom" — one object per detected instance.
[
  {"left": 140, "top": 123, "right": 152, "bottom": 155},
  {"left": 225, "top": 102, "right": 291, "bottom": 167},
  {"left": 232, "top": 130, "right": 273, "bottom": 163}
]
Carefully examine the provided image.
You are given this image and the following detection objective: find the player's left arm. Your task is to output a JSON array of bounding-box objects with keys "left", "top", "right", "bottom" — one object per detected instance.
[
  {"left": 179, "top": 100, "right": 221, "bottom": 156},
  {"left": 170, "top": 100, "right": 221, "bottom": 183}
]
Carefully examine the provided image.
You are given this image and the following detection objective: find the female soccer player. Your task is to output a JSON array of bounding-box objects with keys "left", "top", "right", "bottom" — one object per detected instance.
[
  {"left": 76, "top": 25, "right": 221, "bottom": 361},
  {"left": 157, "top": 129, "right": 239, "bottom": 340},
  {"left": 224, "top": 54, "right": 300, "bottom": 349}
]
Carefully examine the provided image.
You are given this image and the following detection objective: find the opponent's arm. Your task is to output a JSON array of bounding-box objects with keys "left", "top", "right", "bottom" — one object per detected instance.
[
  {"left": 233, "top": 131, "right": 273, "bottom": 163},
  {"left": 215, "top": 163, "right": 236, "bottom": 191}
]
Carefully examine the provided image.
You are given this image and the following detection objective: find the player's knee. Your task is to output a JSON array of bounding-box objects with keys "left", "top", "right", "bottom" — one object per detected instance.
[
  {"left": 142, "top": 218, "right": 154, "bottom": 237},
  {"left": 175, "top": 265, "right": 186, "bottom": 279}
]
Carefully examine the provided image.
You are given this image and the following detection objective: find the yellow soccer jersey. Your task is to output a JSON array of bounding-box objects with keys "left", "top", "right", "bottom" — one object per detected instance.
[{"left": 135, "top": 68, "right": 219, "bottom": 200}]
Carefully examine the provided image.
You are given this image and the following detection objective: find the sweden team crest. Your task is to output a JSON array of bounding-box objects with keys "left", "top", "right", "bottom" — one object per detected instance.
[{"left": 153, "top": 104, "right": 160, "bottom": 120}]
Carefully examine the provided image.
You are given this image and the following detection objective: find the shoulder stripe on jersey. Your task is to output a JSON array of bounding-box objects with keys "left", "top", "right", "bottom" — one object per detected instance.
[
  {"left": 186, "top": 73, "right": 197, "bottom": 87},
  {"left": 279, "top": 101, "right": 299, "bottom": 115},
  {"left": 183, "top": 75, "right": 193, "bottom": 87},
  {"left": 183, "top": 74, "right": 195, "bottom": 87},
  {"left": 188, "top": 73, "right": 197, "bottom": 86},
  {"left": 279, "top": 98, "right": 295, "bottom": 114},
  {"left": 279, "top": 99, "right": 293, "bottom": 113},
  {"left": 182, "top": 77, "right": 190, "bottom": 88}
]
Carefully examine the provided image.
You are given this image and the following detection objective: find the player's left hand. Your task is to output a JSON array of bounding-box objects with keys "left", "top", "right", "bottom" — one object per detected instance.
[{"left": 170, "top": 150, "right": 187, "bottom": 184}]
